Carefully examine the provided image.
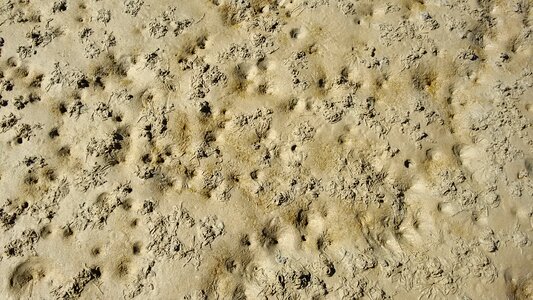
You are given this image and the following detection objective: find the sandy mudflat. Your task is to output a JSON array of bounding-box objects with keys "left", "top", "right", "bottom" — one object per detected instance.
[{"left": 0, "top": 0, "right": 532, "bottom": 299}]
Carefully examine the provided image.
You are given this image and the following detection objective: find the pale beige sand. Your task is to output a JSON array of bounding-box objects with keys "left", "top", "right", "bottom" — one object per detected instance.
[{"left": 0, "top": 0, "right": 532, "bottom": 299}]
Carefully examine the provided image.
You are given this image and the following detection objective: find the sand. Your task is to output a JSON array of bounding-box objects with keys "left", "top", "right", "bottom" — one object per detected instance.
[{"left": 0, "top": 0, "right": 532, "bottom": 299}]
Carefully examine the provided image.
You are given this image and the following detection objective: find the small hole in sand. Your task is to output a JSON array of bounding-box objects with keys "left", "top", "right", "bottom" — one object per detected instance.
[
  {"left": 91, "top": 247, "right": 100, "bottom": 256},
  {"left": 58, "top": 103, "right": 67, "bottom": 114},
  {"left": 404, "top": 159, "right": 412, "bottom": 168},
  {"left": 240, "top": 235, "right": 251, "bottom": 247},
  {"left": 49, "top": 128, "right": 59, "bottom": 139},
  {"left": 257, "top": 83, "right": 268, "bottom": 94},
  {"left": 290, "top": 28, "right": 300, "bottom": 39},
  {"left": 40, "top": 226, "right": 52, "bottom": 238},
  {"left": 7, "top": 57, "right": 19, "bottom": 67},
  {"left": 199, "top": 101, "right": 211, "bottom": 116},
  {"left": 250, "top": 170, "right": 258, "bottom": 180},
  {"left": 196, "top": 36, "right": 208, "bottom": 49},
  {"left": 58, "top": 146, "right": 70, "bottom": 157},
  {"left": 63, "top": 227, "right": 73, "bottom": 238},
  {"left": 16, "top": 66, "right": 29, "bottom": 77},
  {"left": 225, "top": 259, "right": 237, "bottom": 273},
  {"left": 317, "top": 78, "right": 326, "bottom": 88},
  {"left": 116, "top": 261, "right": 129, "bottom": 277},
  {"left": 7, "top": 247, "right": 16, "bottom": 256},
  {"left": 141, "top": 154, "right": 151, "bottom": 163},
  {"left": 132, "top": 242, "right": 142, "bottom": 255},
  {"left": 412, "top": 219, "right": 419, "bottom": 229},
  {"left": 122, "top": 198, "right": 133, "bottom": 211},
  {"left": 24, "top": 175, "right": 38, "bottom": 185},
  {"left": 77, "top": 79, "right": 89, "bottom": 89}
]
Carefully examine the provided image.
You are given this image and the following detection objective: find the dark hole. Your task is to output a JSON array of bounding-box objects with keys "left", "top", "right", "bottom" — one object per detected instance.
[
  {"left": 46, "top": 169, "right": 56, "bottom": 181},
  {"left": 250, "top": 170, "right": 258, "bottom": 180},
  {"left": 28, "top": 94, "right": 40, "bottom": 103},
  {"left": 290, "top": 28, "right": 299, "bottom": 39},
  {"left": 63, "top": 227, "right": 73, "bottom": 237},
  {"left": 40, "top": 226, "right": 51, "bottom": 237},
  {"left": 113, "top": 132, "right": 123, "bottom": 141},
  {"left": 122, "top": 200, "right": 131, "bottom": 211},
  {"left": 141, "top": 154, "right": 151, "bottom": 163},
  {"left": 318, "top": 78, "right": 326, "bottom": 88},
  {"left": 49, "top": 128, "right": 59, "bottom": 138},
  {"left": 58, "top": 3, "right": 67, "bottom": 11},
  {"left": 326, "top": 264, "right": 336, "bottom": 276},
  {"left": 77, "top": 79, "right": 89, "bottom": 89},
  {"left": 291, "top": 145, "right": 297, "bottom": 151},
  {"left": 143, "top": 201, "right": 154, "bottom": 213},
  {"left": 200, "top": 101, "right": 211, "bottom": 115},
  {"left": 404, "top": 159, "right": 411, "bottom": 168},
  {"left": 58, "top": 103, "right": 67, "bottom": 114},
  {"left": 132, "top": 243, "right": 141, "bottom": 255},
  {"left": 58, "top": 146, "right": 70, "bottom": 156},
  {"left": 16, "top": 137, "right": 23, "bottom": 144},
  {"left": 298, "top": 273, "right": 311, "bottom": 289},
  {"left": 94, "top": 76, "right": 104, "bottom": 88},
  {"left": 90, "top": 267, "right": 101, "bottom": 278},
  {"left": 241, "top": 235, "right": 251, "bottom": 246}
]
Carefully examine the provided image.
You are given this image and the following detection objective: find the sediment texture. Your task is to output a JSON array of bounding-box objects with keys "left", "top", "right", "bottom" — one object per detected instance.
[{"left": 0, "top": 0, "right": 532, "bottom": 299}]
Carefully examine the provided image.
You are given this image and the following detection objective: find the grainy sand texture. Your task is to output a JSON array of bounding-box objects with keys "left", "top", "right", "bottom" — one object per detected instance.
[{"left": 0, "top": 0, "right": 532, "bottom": 299}]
